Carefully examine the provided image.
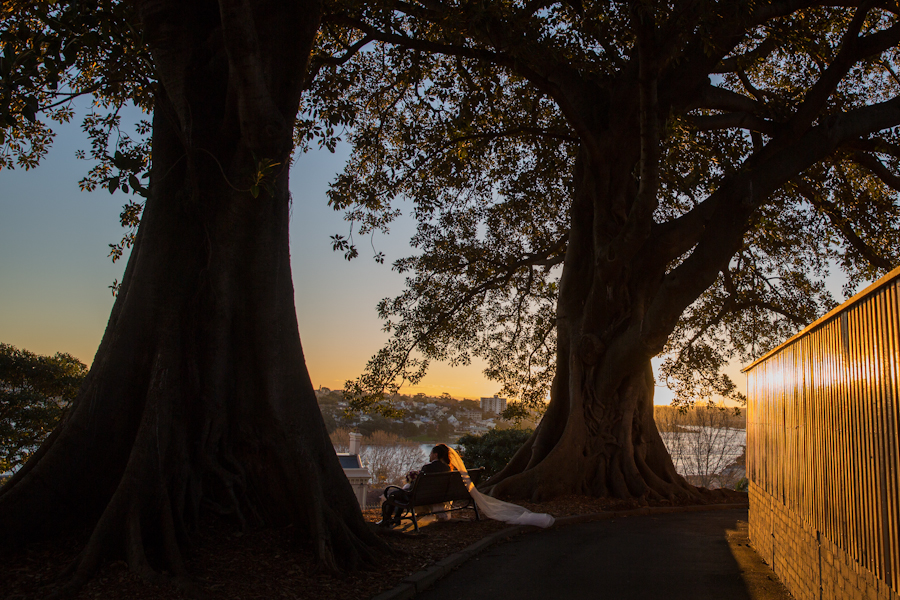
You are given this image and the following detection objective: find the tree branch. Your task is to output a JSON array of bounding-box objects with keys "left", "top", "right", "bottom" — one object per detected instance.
[
  {"left": 446, "top": 126, "right": 578, "bottom": 145},
  {"left": 683, "top": 85, "right": 761, "bottom": 114},
  {"left": 661, "top": 0, "right": 826, "bottom": 115},
  {"left": 851, "top": 150, "right": 900, "bottom": 191},
  {"left": 786, "top": 6, "right": 900, "bottom": 138},
  {"left": 688, "top": 112, "right": 775, "bottom": 134},
  {"left": 325, "top": 14, "right": 520, "bottom": 75},
  {"left": 793, "top": 179, "right": 896, "bottom": 270},
  {"left": 845, "top": 136, "right": 900, "bottom": 159},
  {"left": 305, "top": 34, "right": 374, "bottom": 89},
  {"left": 737, "top": 69, "right": 767, "bottom": 104},
  {"left": 715, "top": 37, "right": 779, "bottom": 73},
  {"left": 326, "top": 10, "right": 603, "bottom": 159},
  {"left": 641, "top": 94, "right": 900, "bottom": 352}
]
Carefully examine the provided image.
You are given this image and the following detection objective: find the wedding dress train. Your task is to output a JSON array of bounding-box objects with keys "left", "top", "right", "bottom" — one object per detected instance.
[{"left": 447, "top": 447, "right": 555, "bottom": 528}]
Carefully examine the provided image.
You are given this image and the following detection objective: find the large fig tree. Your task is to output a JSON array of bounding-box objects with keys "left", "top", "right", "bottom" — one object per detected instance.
[
  {"left": 0, "top": 0, "right": 382, "bottom": 589},
  {"left": 316, "top": 1, "right": 900, "bottom": 501}
]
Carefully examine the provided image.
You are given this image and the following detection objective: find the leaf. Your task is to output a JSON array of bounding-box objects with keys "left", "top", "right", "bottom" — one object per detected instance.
[{"left": 22, "top": 97, "right": 38, "bottom": 123}]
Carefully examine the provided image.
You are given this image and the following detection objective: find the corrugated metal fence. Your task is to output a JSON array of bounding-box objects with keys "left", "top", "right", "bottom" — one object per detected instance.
[{"left": 745, "top": 266, "right": 900, "bottom": 595}]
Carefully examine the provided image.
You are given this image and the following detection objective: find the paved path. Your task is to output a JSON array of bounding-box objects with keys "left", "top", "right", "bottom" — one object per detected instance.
[{"left": 416, "top": 508, "right": 793, "bottom": 600}]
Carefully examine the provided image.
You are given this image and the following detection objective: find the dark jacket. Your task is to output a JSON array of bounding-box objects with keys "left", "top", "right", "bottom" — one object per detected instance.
[{"left": 420, "top": 460, "right": 452, "bottom": 474}]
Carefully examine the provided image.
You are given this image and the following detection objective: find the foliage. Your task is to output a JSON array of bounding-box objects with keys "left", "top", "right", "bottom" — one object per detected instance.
[
  {"left": 0, "top": 0, "right": 154, "bottom": 165},
  {"left": 499, "top": 401, "right": 544, "bottom": 426},
  {"left": 1, "top": 0, "right": 154, "bottom": 270},
  {"left": 328, "top": 427, "right": 352, "bottom": 451},
  {"left": 1, "top": 0, "right": 309, "bottom": 271},
  {"left": 313, "top": 1, "right": 900, "bottom": 413},
  {"left": 0, "top": 344, "right": 87, "bottom": 474},
  {"left": 457, "top": 427, "right": 533, "bottom": 479}
]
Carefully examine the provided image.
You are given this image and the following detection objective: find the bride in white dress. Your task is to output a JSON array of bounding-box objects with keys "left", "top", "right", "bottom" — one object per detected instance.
[{"left": 441, "top": 444, "right": 555, "bottom": 528}]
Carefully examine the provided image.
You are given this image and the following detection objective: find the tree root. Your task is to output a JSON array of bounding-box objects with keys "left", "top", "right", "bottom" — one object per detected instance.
[
  {"left": 486, "top": 421, "right": 707, "bottom": 504},
  {"left": 13, "top": 386, "right": 386, "bottom": 598}
]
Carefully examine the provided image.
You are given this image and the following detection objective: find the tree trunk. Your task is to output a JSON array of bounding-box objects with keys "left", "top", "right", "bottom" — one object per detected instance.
[
  {"left": 488, "top": 354, "right": 702, "bottom": 502},
  {"left": 0, "top": 0, "right": 383, "bottom": 588},
  {"left": 486, "top": 136, "right": 707, "bottom": 503}
]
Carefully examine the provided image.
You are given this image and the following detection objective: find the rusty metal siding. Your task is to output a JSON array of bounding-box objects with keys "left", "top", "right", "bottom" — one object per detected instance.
[{"left": 746, "top": 269, "right": 900, "bottom": 594}]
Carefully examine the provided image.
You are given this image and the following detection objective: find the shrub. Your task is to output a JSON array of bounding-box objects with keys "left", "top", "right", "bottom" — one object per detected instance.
[
  {"left": 0, "top": 343, "right": 87, "bottom": 474},
  {"left": 458, "top": 427, "right": 533, "bottom": 479}
]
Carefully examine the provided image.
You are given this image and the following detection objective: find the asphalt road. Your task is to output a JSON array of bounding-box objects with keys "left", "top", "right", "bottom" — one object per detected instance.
[{"left": 417, "top": 508, "right": 793, "bottom": 600}]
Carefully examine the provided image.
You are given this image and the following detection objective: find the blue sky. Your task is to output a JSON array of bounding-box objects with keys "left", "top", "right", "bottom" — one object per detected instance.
[
  {"left": 0, "top": 103, "right": 515, "bottom": 400},
  {"left": 0, "top": 102, "right": 761, "bottom": 404}
]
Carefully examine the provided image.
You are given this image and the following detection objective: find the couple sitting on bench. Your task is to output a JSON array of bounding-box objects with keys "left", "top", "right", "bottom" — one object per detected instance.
[
  {"left": 379, "top": 444, "right": 454, "bottom": 527},
  {"left": 379, "top": 443, "right": 555, "bottom": 529}
]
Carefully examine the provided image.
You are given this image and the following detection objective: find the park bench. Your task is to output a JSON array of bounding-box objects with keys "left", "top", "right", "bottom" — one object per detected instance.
[{"left": 383, "top": 468, "right": 484, "bottom": 532}]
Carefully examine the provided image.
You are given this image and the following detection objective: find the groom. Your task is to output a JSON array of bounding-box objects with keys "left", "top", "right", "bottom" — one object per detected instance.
[{"left": 379, "top": 445, "right": 452, "bottom": 527}]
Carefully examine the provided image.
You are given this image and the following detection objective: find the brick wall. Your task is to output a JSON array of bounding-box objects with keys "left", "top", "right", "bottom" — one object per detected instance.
[{"left": 751, "top": 484, "right": 900, "bottom": 600}]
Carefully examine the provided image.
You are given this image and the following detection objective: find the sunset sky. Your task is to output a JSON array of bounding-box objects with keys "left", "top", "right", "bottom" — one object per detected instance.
[{"left": 0, "top": 102, "right": 758, "bottom": 405}]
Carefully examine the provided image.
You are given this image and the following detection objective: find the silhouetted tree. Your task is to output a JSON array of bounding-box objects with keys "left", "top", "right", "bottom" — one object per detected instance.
[
  {"left": 320, "top": 1, "right": 900, "bottom": 501},
  {"left": 0, "top": 0, "right": 382, "bottom": 590}
]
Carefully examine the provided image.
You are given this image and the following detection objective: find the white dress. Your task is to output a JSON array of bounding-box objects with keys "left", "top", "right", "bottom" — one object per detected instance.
[{"left": 448, "top": 447, "right": 555, "bottom": 528}]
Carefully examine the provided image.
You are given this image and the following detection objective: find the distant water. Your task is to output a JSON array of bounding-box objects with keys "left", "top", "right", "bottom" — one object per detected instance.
[
  {"left": 660, "top": 427, "right": 746, "bottom": 476},
  {"left": 418, "top": 442, "right": 457, "bottom": 458}
]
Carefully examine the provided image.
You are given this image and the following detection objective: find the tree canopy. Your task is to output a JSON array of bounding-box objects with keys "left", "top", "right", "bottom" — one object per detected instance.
[
  {"left": 307, "top": 1, "right": 900, "bottom": 415},
  {"left": 1, "top": 0, "right": 153, "bottom": 270},
  {"left": 0, "top": 343, "right": 86, "bottom": 475},
  {"left": 288, "top": 0, "right": 900, "bottom": 501}
]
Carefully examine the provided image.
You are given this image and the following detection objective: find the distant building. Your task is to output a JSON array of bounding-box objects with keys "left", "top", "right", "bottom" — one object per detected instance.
[
  {"left": 480, "top": 395, "right": 507, "bottom": 415},
  {"left": 459, "top": 409, "right": 482, "bottom": 421}
]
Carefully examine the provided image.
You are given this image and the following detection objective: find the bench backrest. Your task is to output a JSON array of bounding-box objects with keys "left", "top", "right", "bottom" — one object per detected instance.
[{"left": 409, "top": 468, "right": 484, "bottom": 507}]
